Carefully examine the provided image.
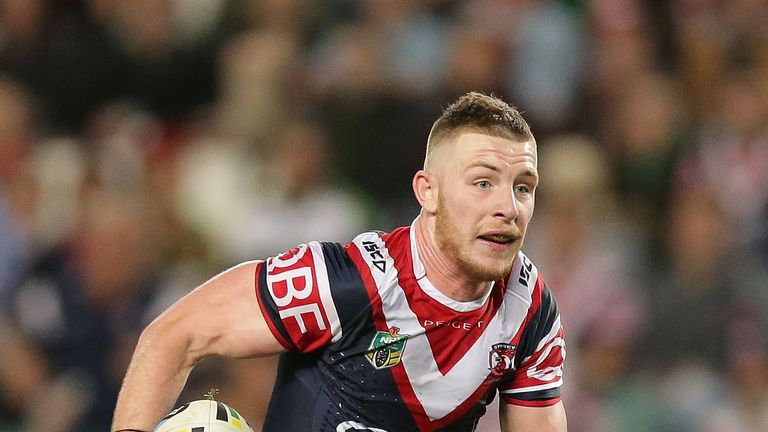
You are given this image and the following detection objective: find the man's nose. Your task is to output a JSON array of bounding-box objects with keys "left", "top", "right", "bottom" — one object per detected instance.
[{"left": 493, "top": 187, "right": 519, "bottom": 221}]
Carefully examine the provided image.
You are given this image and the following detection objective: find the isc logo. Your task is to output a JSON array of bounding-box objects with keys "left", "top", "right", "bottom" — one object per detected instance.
[
  {"left": 362, "top": 240, "right": 387, "bottom": 272},
  {"left": 266, "top": 245, "right": 328, "bottom": 337},
  {"left": 518, "top": 255, "right": 533, "bottom": 287}
]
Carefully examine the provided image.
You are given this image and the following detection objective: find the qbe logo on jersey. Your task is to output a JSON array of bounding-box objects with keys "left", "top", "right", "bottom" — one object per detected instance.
[
  {"left": 264, "top": 242, "right": 343, "bottom": 351},
  {"left": 366, "top": 327, "right": 409, "bottom": 369}
]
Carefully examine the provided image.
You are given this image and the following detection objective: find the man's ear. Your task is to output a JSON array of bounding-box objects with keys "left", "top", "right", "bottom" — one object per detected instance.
[{"left": 413, "top": 170, "right": 438, "bottom": 213}]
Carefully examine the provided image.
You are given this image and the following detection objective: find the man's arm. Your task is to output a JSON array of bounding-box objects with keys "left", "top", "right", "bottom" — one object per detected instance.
[
  {"left": 112, "top": 261, "right": 286, "bottom": 432},
  {"left": 500, "top": 401, "right": 567, "bottom": 432}
]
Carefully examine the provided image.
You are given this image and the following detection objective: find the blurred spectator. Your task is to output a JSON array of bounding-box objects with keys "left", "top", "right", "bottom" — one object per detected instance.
[
  {"left": 526, "top": 134, "right": 647, "bottom": 432},
  {"left": 0, "top": 0, "right": 130, "bottom": 132},
  {"left": 228, "top": 118, "right": 368, "bottom": 259},
  {"left": 214, "top": 27, "right": 300, "bottom": 147},
  {"left": 443, "top": 23, "right": 507, "bottom": 100},
  {"left": 676, "top": 66, "right": 768, "bottom": 253},
  {"left": 0, "top": 76, "right": 34, "bottom": 307},
  {"left": 645, "top": 187, "right": 744, "bottom": 369},
  {"left": 2, "top": 190, "right": 158, "bottom": 431},
  {"left": 642, "top": 186, "right": 768, "bottom": 431},
  {"left": 529, "top": 134, "right": 645, "bottom": 352},
  {"left": 600, "top": 71, "right": 691, "bottom": 252},
  {"left": 672, "top": 0, "right": 768, "bottom": 115},
  {"left": 311, "top": 21, "right": 435, "bottom": 225},
  {"left": 505, "top": 0, "right": 586, "bottom": 131}
]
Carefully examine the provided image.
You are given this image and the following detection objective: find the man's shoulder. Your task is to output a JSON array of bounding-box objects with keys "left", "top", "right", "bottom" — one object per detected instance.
[
  {"left": 504, "top": 251, "right": 542, "bottom": 299},
  {"left": 347, "top": 226, "right": 410, "bottom": 244}
]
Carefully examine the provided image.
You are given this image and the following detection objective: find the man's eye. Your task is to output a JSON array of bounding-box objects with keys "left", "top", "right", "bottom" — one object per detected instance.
[
  {"left": 515, "top": 185, "right": 531, "bottom": 194},
  {"left": 475, "top": 180, "right": 491, "bottom": 189}
]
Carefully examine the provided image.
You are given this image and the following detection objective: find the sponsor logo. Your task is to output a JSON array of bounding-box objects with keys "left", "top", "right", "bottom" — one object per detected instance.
[
  {"left": 422, "top": 319, "right": 484, "bottom": 331},
  {"left": 518, "top": 255, "right": 533, "bottom": 287},
  {"left": 362, "top": 240, "right": 387, "bottom": 272},
  {"left": 489, "top": 343, "right": 517, "bottom": 376},
  {"left": 266, "top": 244, "right": 328, "bottom": 335},
  {"left": 366, "top": 327, "right": 409, "bottom": 369}
]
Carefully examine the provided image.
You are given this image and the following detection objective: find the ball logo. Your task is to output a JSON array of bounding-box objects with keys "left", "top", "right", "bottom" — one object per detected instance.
[
  {"left": 153, "top": 400, "right": 254, "bottom": 432},
  {"left": 489, "top": 343, "right": 516, "bottom": 376}
]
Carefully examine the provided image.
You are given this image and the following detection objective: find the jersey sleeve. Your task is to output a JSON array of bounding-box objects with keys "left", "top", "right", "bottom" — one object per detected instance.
[
  {"left": 500, "top": 277, "right": 566, "bottom": 407},
  {"left": 255, "top": 241, "right": 370, "bottom": 353}
]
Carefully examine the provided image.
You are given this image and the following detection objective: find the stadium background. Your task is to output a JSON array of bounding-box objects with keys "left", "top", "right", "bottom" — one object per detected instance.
[{"left": 0, "top": 0, "right": 766, "bottom": 431}]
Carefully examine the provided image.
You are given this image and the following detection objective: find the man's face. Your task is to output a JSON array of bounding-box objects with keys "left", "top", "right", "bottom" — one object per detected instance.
[{"left": 432, "top": 132, "right": 538, "bottom": 282}]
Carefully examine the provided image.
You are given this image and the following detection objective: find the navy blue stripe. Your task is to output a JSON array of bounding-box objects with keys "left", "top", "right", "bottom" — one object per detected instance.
[
  {"left": 505, "top": 387, "right": 561, "bottom": 401},
  {"left": 319, "top": 242, "right": 372, "bottom": 344},
  {"left": 514, "top": 283, "right": 559, "bottom": 370}
]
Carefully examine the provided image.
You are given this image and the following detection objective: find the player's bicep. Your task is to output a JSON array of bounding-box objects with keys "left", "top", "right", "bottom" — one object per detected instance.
[
  {"left": 500, "top": 401, "right": 566, "bottom": 432},
  {"left": 152, "top": 260, "right": 286, "bottom": 362}
]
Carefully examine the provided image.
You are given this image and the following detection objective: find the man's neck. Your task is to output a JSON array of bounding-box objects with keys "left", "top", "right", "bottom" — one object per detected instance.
[{"left": 414, "top": 214, "right": 494, "bottom": 302}]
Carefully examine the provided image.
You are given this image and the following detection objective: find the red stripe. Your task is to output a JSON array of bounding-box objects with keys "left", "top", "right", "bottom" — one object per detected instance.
[
  {"left": 381, "top": 228, "right": 506, "bottom": 430},
  {"left": 501, "top": 396, "right": 561, "bottom": 407},
  {"left": 508, "top": 326, "right": 565, "bottom": 393},
  {"left": 344, "top": 242, "right": 384, "bottom": 326},
  {"left": 521, "top": 325, "right": 564, "bottom": 368},
  {"left": 347, "top": 234, "right": 434, "bottom": 432},
  {"left": 385, "top": 228, "right": 507, "bottom": 377},
  {"left": 253, "top": 261, "right": 294, "bottom": 351}
]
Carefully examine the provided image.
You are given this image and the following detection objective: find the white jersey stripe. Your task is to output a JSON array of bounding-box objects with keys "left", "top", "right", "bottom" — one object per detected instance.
[{"left": 500, "top": 379, "right": 563, "bottom": 395}]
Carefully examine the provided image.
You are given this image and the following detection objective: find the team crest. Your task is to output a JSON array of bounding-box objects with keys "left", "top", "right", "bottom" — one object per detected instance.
[
  {"left": 489, "top": 343, "right": 517, "bottom": 376},
  {"left": 366, "top": 327, "right": 409, "bottom": 369}
]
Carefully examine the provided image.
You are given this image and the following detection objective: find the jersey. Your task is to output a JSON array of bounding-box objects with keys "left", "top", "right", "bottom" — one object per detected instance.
[{"left": 255, "top": 223, "right": 565, "bottom": 432}]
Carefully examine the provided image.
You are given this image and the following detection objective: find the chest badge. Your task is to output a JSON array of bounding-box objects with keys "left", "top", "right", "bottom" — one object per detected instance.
[
  {"left": 489, "top": 343, "right": 517, "bottom": 376},
  {"left": 366, "top": 327, "right": 409, "bottom": 369}
]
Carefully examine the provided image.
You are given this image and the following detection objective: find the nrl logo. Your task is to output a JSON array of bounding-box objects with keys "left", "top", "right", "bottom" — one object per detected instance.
[
  {"left": 489, "top": 343, "right": 517, "bottom": 376},
  {"left": 366, "top": 327, "right": 409, "bottom": 369}
]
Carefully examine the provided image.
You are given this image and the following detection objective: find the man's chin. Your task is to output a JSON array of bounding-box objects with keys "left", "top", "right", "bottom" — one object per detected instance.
[{"left": 459, "top": 258, "right": 515, "bottom": 282}]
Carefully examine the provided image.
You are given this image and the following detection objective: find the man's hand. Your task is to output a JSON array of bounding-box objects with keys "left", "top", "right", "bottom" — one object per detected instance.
[{"left": 111, "top": 261, "right": 286, "bottom": 431}]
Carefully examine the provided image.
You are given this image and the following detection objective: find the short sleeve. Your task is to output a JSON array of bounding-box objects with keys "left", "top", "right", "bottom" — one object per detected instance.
[
  {"left": 500, "top": 279, "right": 566, "bottom": 407},
  {"left": 255, "top": 241, "right": 370, "bottom": 353}
]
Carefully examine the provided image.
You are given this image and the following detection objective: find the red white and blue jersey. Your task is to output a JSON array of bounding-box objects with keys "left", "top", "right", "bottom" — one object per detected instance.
[{"left": 255, "top": 223, "right": 565, "bottom": 432}]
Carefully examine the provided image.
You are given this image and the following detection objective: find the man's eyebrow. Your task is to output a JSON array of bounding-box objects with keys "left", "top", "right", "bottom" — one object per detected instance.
[
  {"left": 464, "top": 162, "right": 501, "bottom": 172},
  {"left": 464, "top": 163, "right": 539, "bottom": 181},
  {"left": 520, "top": 169, "right": 539, "bottom": 180}
]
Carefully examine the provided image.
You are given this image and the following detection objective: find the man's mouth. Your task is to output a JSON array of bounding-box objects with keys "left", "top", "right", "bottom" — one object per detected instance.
[{"left": 478, "top": 233, "right": 517, "bottom": 245}]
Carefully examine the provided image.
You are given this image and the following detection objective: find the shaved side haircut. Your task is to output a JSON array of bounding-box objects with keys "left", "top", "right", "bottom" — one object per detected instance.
[{"left": 425, "top": 92, "right": 533, "bottom": 168}]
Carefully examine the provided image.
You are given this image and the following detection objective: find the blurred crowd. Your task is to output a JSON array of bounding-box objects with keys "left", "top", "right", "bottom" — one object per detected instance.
[{"left": 0, "top": 0, "right": 766, "bottom": 431}]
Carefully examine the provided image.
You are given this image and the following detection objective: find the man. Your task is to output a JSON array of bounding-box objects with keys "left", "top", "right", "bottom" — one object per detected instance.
[{"left": 112, "top": 92, "right": 567, "bottom": 432}]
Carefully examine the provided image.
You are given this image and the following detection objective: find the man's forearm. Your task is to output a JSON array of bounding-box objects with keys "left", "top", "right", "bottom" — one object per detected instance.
[{"left": 111, "top": 323, "right": 196, "bottom": 432}]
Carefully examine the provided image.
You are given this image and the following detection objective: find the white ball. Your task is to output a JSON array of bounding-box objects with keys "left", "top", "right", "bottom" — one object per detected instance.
[{"left": 153, "top": 400, "right": 255, "bottom": 432}]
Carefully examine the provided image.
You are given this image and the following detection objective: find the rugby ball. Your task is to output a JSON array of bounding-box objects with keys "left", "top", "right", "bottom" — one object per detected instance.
[{"left": 153, "top": 400, "right": 254, "bottom": 432}]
